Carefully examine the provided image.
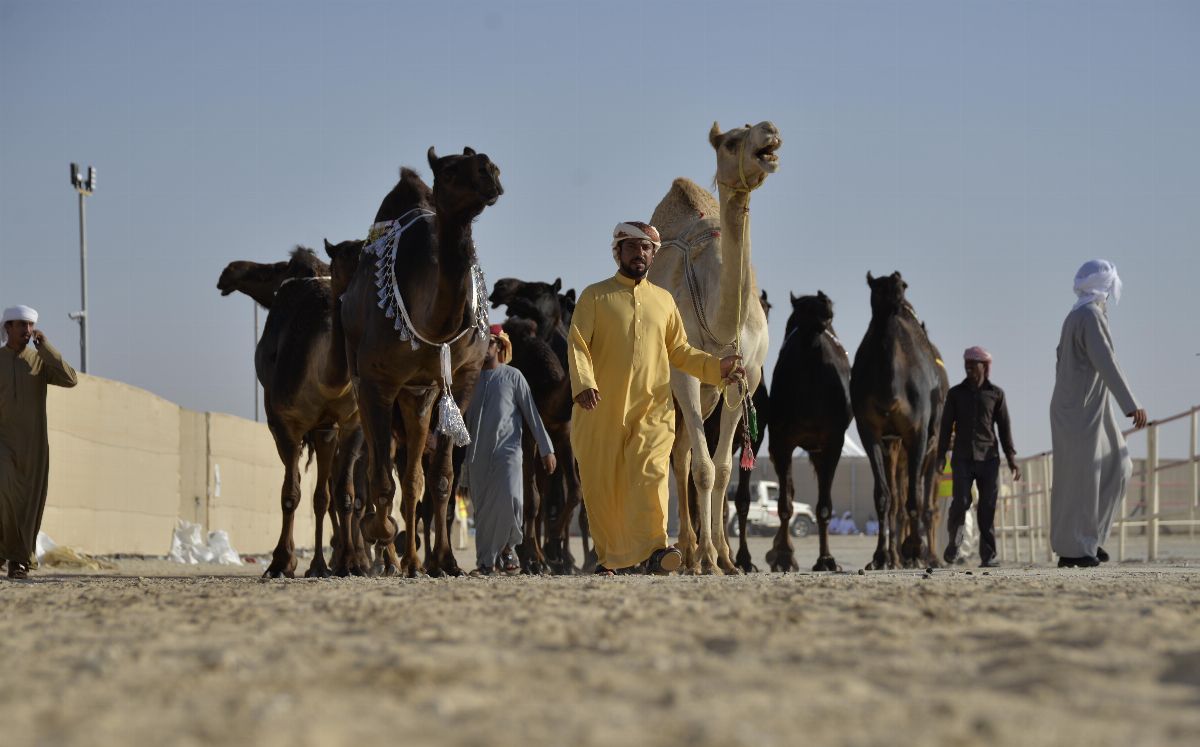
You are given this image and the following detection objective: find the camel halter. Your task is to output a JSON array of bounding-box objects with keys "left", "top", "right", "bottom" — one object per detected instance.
[{"left": 364, "top": 208, "right": 489, "bottom": 447}]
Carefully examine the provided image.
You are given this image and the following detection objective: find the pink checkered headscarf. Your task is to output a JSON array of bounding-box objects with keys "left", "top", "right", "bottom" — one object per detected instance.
[{"left": 964, "top": 346, "right": 992, "bottom": 377}]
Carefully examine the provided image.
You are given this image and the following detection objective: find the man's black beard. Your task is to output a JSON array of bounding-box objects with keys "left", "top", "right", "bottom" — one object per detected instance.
[{"left": 618, "top": 260, "right": 648, "bottom": 279}]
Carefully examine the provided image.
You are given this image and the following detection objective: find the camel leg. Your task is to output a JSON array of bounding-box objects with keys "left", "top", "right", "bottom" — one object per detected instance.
[
  {"left": 265, "top": 421, "right": 302, "bottom": 579},
  {"left": 304, "top": 428, "right": 338, "bottom": 578},
  {"left": 767, "top": 443, "right": 799, "bottom": 572},
  {"left": 330, "top": 424, "right": 364, "bottom": 577},
  {"left": 577, "top": 497, "right": 597, "bottom": 573},
  {"left": 860, "top": 431, "right": 894, "bottom": 571},
  {"left": 352, "top": 453, "right": 375, "bottom": 575},
  {"left": 732, "top": 460, "right": 757, "bottom": 573},
  {"left": 516, "top": 447, "right": 544, "bottom": 574},
  {"left": 902, "top": 430, "right": 930, "bottom": 567},
  {"left": 920, "top": 445, "right": 942, "bottom": 568},
  {"left": 812, "top": 443, "right": 844, "bottom": 572},
  {"left": 424, "top": 433, "right": 462, "bottom": 577},
  {"left": 531, "top": 454, "right": 550, "bottom": 573},
  {"left": 709, "top": 379, "right": 752, "bottom": 575},
  {"left": 357, "top": 379, "right": 401, "bottom": 546},
  {"left": 548, "top": 433, "right": 580, "bottom": 574},
  {"left": 670, "top": 424, "right": 697, "bottom": 571},
  {"left": 396, "top": 392, "right": 436, "bottom": 577},
  {"left": 673, "top": 374, "right": 721, "bottom": 574}
]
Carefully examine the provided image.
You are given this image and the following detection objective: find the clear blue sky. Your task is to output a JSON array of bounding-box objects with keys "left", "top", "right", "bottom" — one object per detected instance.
[{"left": 2, "top": 0, "right": 1197, "bottom": 456}]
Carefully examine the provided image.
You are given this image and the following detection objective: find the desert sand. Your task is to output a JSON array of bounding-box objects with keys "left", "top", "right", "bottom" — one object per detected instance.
[{"left": 3, "top": 535, "right": 1198, "bottom": 747}]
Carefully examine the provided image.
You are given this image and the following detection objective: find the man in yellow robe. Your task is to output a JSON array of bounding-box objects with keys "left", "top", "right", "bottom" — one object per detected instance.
[
  {"left": 1, "top": 305, "right": 78, "bottom": 579},
  {"left": 569, "top": 222, "right": 743, "bottom": 574}
]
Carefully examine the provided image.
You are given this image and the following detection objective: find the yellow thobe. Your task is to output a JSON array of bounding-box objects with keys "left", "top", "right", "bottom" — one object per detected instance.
[
  {"left": 568, "top": 273, "right": 723, "bottom": 569},
  {"left": 0, "top": 341, "right": 77, "bottom": 565}
]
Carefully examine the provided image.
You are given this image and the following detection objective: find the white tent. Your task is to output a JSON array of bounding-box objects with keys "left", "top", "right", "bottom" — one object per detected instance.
[{"left": 840, "top": 435, "right": 867, "bottom": 458}]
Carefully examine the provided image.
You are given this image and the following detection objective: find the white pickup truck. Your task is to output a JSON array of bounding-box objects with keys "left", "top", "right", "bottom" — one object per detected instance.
[{"left": 726, "top": 480, "right": 818, "bottom": 538}]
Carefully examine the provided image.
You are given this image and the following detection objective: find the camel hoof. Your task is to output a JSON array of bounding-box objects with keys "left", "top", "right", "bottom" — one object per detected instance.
[
  {"left": 812, "top": 556, "right": 841, "bottom": 572},
  {"left": 868, "top": 551, "right": 892, "bottom": 570},
  {"left": 304, "top": 564, "right": 331, "bottom": 579},
  {"left": 734, "top": 549, "right": 758, "bottom": 574},
  {"left": 262, "top": 568, "right": 294, "bottom": 579},
  {"left": 766, "top": 547, "right": 799, "bottom": 573}
]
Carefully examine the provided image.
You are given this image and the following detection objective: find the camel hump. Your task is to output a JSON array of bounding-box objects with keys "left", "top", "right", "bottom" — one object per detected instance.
[{"left": 652, "top": 178, "right": 718, "bottom": 232}]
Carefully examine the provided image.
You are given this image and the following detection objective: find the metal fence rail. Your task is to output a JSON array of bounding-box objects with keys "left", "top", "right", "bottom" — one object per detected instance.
[{"left": 994, "top": 404, "right": 1200, "bottom": 563}]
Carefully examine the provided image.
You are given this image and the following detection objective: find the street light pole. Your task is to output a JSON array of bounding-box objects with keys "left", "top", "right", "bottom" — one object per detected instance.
[{"left": 69, "top": 163, "right": 95, "bottom": 373}]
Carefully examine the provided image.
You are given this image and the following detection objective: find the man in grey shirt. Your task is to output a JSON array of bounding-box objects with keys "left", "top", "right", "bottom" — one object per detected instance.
[
  {"left": 462, "top": 325, "right": 556, "bottom": 575},
  {"left": 1049, "top": 260, "right": 1147, "bottom": 568}
]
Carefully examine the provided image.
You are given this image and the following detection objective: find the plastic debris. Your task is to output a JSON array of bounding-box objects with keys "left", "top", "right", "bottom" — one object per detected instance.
[{"left": 168, "top": 519, "right": 243, "bottom": 565}]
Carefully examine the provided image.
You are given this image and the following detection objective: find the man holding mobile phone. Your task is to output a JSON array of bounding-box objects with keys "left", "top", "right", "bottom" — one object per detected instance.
[{"left": 1, "top": 305, "right": 78, "bottom": 579}]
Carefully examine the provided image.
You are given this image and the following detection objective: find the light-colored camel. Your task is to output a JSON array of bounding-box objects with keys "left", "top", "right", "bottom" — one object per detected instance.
[{"left": 649, "top": 121, "right": 781, "bottom": 574}]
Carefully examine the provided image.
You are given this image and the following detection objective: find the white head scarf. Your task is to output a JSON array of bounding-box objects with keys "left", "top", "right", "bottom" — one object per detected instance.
[
  {"left": 1072, "top": 259, "right": 1122, "bottom": 312},
  {"left": 611, "top": 221, "right": 661, "bottom": 265},
  {"left": 1, "top": 305, "right": 38, "bottom": 345}
]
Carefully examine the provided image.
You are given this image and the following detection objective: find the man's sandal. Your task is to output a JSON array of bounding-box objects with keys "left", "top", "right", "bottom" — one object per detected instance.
[{"left": 647, "top": 547, "right": 682, "bottom": 575}]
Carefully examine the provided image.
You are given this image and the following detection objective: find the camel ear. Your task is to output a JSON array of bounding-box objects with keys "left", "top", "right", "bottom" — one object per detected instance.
[
  {"left": 552, "top": 277, "right": 562, "bottom": 292},
  {"left": 760, "top": 289, "right": 768, "bottom": 302},
  {"left": 427, "top": 146, "right": 439, "bottom": 170},
  {"left": 866, "top": 271, "right": 875, "bottom": 285},
  {"left": 709, "top": 122, "right": 723, "bottom": 149},
  {"left": 789, "top": 291, "right": 798, "bottom": 303},
  {"left": 463, "top": 146, "right": 476, "bottom": 156},
  {"left": 323, "top": 238, "right": 335, "bottom": 258},
  {"left": 817, "top": 290, "right": 828, "bottom": 300},
  {"left": 891, "top": 271, "right": 902, "bottom": 280},
  {"left": 565, "top": 289, "right": 576, "bottom": 302}
]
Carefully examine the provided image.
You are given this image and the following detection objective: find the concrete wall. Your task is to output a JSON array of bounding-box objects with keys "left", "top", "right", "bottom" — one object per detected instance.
[{"left": 41, "top": 374, "right": 320, "bottom": 556}]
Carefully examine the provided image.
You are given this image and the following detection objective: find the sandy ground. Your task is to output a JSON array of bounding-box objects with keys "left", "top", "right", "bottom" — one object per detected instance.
[{"left": 3, "top": 535, "right": 1199, "bottom": 747}]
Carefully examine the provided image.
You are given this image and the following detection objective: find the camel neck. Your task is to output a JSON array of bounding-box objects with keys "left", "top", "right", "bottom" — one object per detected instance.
[
  {"left": 713, "top": 184, "right": 755, "bottom": 345},
  {"left": 423, "top": 218, "right": 477, "bottom": 339}
]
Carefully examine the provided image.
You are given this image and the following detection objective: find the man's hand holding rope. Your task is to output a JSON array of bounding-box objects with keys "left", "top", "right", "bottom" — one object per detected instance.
[{"left": 720, "top": 355, "right": 746, "bottom": 386}]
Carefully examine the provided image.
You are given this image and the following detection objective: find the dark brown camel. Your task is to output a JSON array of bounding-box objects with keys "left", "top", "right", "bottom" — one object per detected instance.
[
  {"left": 219, "top": 247, "right": 364, "bottom": 578},
  {"left": 765, "top": 291, "right": 852, "bottom": 572},
  {"left": 490, "top": 279, "right": 593, "bottom": 574},
  {"left": 850, "top": 272, "right": 948, "bottom": 570},
  {"left": 341, "top": 148, "right": 502, "bottom": 577}
]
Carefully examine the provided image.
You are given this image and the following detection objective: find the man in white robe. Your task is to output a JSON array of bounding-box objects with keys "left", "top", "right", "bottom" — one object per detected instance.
[{"left": 1049, "top": 260, "right": 1147, "bottom": 568}]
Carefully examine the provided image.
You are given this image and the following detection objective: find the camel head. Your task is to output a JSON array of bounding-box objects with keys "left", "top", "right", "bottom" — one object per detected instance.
[
  {"left": 217, "top": 260, "right": 264, "bottom": 296},
  {"left": 427, "top": 146, "right": 504, "bottom": 221},
  {"left": 709, "top": 121, "right": 782, "bottom": 192},
  {"left": 866, "top": 271, "right": 909, "bottom": 316},
  {"left": 489, "top": 277, "right": 564, "bottom": 338},
  {"left": 785, "top": 290, "right": 835, "bottom": 337},
  {"left": 217, "top": 257, "right": 292, "bottom": 308},
  {"left": 559, "top": 288, "right": 576, "bottom": 327},
  {"left": 324, "top": 238, "right": 364, "bottom": 299}
]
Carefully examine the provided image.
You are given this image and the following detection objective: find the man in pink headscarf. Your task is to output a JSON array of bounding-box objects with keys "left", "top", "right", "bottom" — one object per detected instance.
[{"left": 936, "top": 345, "right": 1019, "bottom": 567}]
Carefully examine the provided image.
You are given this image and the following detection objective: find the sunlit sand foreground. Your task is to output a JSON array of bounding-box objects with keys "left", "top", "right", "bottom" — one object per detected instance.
[{"left": 3, "top": 542, "right": 1198, "bottom": 747}]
